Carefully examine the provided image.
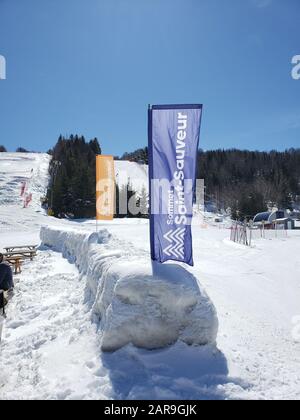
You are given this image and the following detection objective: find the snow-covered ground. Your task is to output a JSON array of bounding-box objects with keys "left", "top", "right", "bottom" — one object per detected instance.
[{"left": 0, "top": 152, "right": 300, "bottom": 400}]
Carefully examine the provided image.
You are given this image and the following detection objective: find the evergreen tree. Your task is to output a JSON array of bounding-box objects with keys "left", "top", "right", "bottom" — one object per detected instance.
[
  {"left": 47, "top": 135, "right": 102, "bottom": 218},
  {"left": 124, "top": 147, "right": 300, "bottom": 217},
  {"left": 16, "top": 147, "right": 29, "bottom": 153},
  {"left": 138, "top": 186, "right": 149, "bottom": 218},
  {"left": 121, "top": 147, "right": 148, "bottom": 164}
]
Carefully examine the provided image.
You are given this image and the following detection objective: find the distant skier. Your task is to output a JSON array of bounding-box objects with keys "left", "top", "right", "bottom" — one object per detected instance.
[
  {"left": 0, "top": 253, "right": 14, "bottom": 292},
  {"left": 20, "top": 181, "right": 27, "bottom": 197},
  {"left": 23, "top": 193, "right": 33, "bottom": 208}
]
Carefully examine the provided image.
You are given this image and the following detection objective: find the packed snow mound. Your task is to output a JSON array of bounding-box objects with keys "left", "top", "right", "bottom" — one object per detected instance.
[
  {"left": 40, "top": 226, "right": 218, "bottom": 352},
  {"left": 0, "top": 152, "right": 50, "bottom": 209},
  {"left": 98, "top": 261, "right": 218, "bottom": 351},
  {"left": 115, "top": 160, "right": 148, "bottom": 193}
]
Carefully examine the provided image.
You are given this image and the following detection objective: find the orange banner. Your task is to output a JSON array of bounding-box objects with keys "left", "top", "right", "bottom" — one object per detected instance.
[{"left": 96, "top": 155, "right": 115, "bottom": 221}]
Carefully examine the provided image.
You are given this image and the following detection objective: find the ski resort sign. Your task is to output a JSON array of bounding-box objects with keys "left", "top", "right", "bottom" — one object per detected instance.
[
  {"left": 0, "top": 55, "right": 6, "bottom": 80},
  {"left": 148, "top": 104, "right": 202, "bottom": 266}
]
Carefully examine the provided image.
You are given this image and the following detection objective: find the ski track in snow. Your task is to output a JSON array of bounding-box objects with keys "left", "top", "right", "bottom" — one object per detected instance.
[
  {"left": 1, "top": 152, "right": 300, "bottom": 400},
  {"left": 0, "top": 251, "right": 112, "bottom": 400}
]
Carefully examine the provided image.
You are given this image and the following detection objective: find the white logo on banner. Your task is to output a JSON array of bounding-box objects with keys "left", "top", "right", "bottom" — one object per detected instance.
[{"left": 163, "top": 228, "right": 185, "bottom": 259}]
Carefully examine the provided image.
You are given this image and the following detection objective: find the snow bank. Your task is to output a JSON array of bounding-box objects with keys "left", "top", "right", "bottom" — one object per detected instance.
[{"left": 40, "top": 226, "right": 218, "bottom": 352}]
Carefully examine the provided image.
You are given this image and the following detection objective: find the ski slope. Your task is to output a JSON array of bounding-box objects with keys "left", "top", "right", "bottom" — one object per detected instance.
[
  {"left": 115, "top": 160, "right": 148, "bottom": 193},
  {"left": 0, "top": 153, "right": 50, "bottom": 209},
  {"left": 0, "top": 153, "right": 300, "bottom": 400}
]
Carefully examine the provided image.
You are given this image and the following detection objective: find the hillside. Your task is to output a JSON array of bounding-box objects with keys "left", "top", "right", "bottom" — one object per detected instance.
[
  {"left": 0, "top": 153, "right": 50, "bottom": 209},
  {"left": 115, "top": 160, "right": 148, "bottom": 193},
  {"left": 122, "top": 147, "right": 300, "bottom": 217}
]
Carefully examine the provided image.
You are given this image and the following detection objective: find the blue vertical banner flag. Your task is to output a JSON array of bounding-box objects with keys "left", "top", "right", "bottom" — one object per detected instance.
[{"left": 148, "top": 104, "right": 203, "bottom": 266}]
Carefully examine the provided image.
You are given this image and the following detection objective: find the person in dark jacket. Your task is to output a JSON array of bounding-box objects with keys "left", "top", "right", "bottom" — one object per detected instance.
[{"left": 0, "top": 253, "right": 14, "bottom": 291}]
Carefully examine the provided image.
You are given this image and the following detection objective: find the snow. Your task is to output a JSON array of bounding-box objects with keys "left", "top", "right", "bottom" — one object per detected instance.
[
  {"left": 1, "top": 152, "right": 300, "bottom": 400},
  {"left": 0, "top": 153, "right": 50, "bottom": 210},
  {"left": 115, "top": 160, "right": 148, "bottom": 193},
  {"left": 40, "top": 226, "right": 218, "bottom": 352},
  {"left": 0, "top": 248, "right": 111, "bottom": 400}
]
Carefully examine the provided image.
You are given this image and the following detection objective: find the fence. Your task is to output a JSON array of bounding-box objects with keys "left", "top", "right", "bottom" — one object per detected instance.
[
  {"left": 230, "top": 222, "right": 252, "bottom": 246},
  {"left": 230, "top": 222, "right": 289, "bottom": 246},
  {"left": 250, "top": 224, "right": 288, "bottom": 240}
]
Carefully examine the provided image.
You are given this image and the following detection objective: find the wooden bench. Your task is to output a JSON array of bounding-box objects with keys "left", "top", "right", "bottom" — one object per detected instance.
[
  {"left": 4, "top": 245, "right": 38, "bottom": 253},
  {"left": 3, "top": 249, "right": 37, "bottom": 261},
  {"left": 2, "top": 245, "right": 38, "bottom": 274},
  {"left": 6, "top": 257, "right": 23, "bottom": 274}
]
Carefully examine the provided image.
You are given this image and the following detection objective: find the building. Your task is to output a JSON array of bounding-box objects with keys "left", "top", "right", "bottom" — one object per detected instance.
[
  {"left": 253, "top": 210, "right": 295, "bottom": 230},
  {"left": 274, "top": 218, "right": 295, "bottom": 230},
  {"left": 253, "top": 210, "right": 285, "bottom": 225}
]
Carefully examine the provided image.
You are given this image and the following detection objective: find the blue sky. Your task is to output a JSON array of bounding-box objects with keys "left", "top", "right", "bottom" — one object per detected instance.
[{"left": 0, "top": 0, "right": 299, "bottom": 156}]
